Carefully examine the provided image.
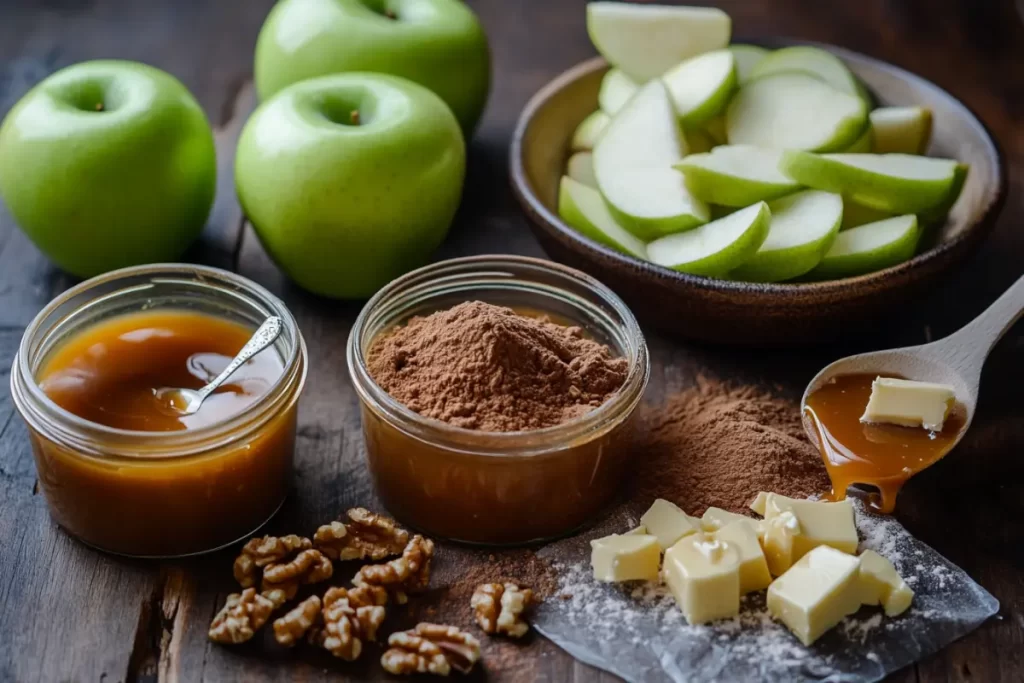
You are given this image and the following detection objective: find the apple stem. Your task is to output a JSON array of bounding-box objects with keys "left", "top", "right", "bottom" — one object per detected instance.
[
  {"left": 350, "top": 110, "right": 360, "bottom": 125},
  {"left": 95, "top": 102, "right": 104, "bottom": 112},
  {"left": 385, "top": 8, "right": 397, "bottom": 19}
]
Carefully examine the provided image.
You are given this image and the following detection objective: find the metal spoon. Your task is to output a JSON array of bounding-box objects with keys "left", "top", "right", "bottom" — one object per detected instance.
[{"left": 158, "top": 316, "right": 283, "bottom": 415}]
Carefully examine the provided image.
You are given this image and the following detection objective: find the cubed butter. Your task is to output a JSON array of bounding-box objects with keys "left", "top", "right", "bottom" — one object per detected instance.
[
  {"left": 590, "top": 533, "right": 661, "bottom": 582},
  {"left": 624, "top": 525, "right": 647, "bottom": 535},
  {"left": 664, "top": 533, "right": 741, "bottom": 624},
  {"left": 767, "top": 545, "right": 863, "bottom": 646},
  {"left": 858, "top": 550, "right": 914, "bottom": 616},
  {"left": 860, "top": 376, "right": 956, "bottom": 431},
  {"left": 714, "top": 521, "right": 772, "bottom": 593},
  {"left": 701, "top": 507, "right": 763, "bottom": 537},
  {"left": 762, "top": 493, "right": 859, "bottom": 559},
  {"left": 750, "top": 491, "right": 770, "bottom": 516},
  {"left": 762, "top": 510, "right": 802, "bottom": 576},
  {"left": 640, "top": 499, "right": 701, "bottom": 550}
]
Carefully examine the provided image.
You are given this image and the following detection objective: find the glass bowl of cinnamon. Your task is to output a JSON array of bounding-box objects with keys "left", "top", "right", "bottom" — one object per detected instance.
[{"left": 347, "top": 255, "right": 649, "bottom": 545}]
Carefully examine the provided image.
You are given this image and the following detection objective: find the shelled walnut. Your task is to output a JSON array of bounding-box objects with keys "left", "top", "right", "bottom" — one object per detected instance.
[
  {"left": 314, "top": 507, "right": 410, "bottom": 561},
  {"left": 353, "top": 535, "right": 434, "bottom": 604},
  {"left": 273, "top": 595, "right": 321, "bottom": 647},
  {"left": 381, "top": 623, "right": 482, "bottom": 676},
  {"left": 309, "top": 586, "right": 387, "bottom": 661},
  {"left": 208, "top": 588, "right": 277, "bottom": 644},
  {"left": 471, "top": 582, "right": 535, "bottom": 638},
  {"left": 233, "top": 535, "right": 312, "bottom": 588},
  {"left": 260, "top": 548, "right": 334, "bottom": 599}
]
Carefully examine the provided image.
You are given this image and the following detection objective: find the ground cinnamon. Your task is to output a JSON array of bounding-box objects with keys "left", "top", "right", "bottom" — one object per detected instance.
[{"left": 366, "top": 301, "right": 628, "bottom": 431}]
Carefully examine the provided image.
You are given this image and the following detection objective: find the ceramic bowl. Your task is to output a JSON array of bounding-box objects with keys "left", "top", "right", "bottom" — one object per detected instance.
[{"left": 509, "top": 43, "right": 1006, "bottom": 345}]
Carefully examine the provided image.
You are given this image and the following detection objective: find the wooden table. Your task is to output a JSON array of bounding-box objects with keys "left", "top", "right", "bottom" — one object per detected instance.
[{"left": 1, "top": 1, "right": 1021, "bottom": 681}]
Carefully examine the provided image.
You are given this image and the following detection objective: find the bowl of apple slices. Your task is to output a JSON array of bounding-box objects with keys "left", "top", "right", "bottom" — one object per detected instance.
[{"left": 510, "top": 2, "right": 1004, "bottom": 345}]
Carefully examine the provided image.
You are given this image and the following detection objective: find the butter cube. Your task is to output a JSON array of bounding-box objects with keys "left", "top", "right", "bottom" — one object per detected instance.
[
  {"left": 664, "top": 533, "right": 741, "bottom": 624},
  {"left": 861, "top": 376, "right": 955, "bottom": 431},
  {"left": 714, "top": 521, "right": 772, "bottom": 593},
  {"left": 591, "top": 534, "right": 661, "bottom": 582},
  {"left": 750, "top": 491, "right": 770, "bottom": 516},
  {"left": 640, "top": 499, "right": 701, "bottom": 550},
  {"left": 624, "top": 525, "right": 647, "bottom": 535},
  {"left": 762, "top": 510, "right": 802, "bottom": 576},
  {"left": 701, "top": 507, "right": 762, "bottom": 537},
  {"left": 858, "top": 550, "right": 914, "bottom": 616},
  {"left": 767, "top": 545, "right": 863, "bottom": 646},
  {"left": 763, "top": 494, "right": 859, "bottom": 559}
]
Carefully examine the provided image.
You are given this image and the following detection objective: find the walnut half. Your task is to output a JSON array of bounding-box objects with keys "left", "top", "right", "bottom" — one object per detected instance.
[
  {"left": 233, "top": 534, "right": 312, "bottom": 588},
  {"left": 314, "top": 507, "right": 410, "bottom": 561},
  {"left": 309, "top": 586, "right": 387, "bottom": 661},
  {"left": 260, "top": 548, "right": 334, "bottom": 600},
  {"left": 471, "top": 582, "right": 535, "bottom": 638},
  {"left": 381, "top": 623, "right": 482, "bottom": 676},
  {"left": 353, "top": 534, "right": 434, "bottom": 604},
  {"left": 208, "top": 588, "right": 277, "bottom": 644},
  {"left": 273, "top": 595, "right": 321, "bottom": 647}
]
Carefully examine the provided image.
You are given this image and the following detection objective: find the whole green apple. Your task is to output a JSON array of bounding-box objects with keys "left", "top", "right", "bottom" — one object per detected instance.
[
  {"left": 235, "top": 73, "right": 465, "bottom": 299},
  {"left": 0, "top": 60, "right": 216, "bottom": 278},
  {"left": 254, "top": 0, "right": 490, "bottom": 134}
]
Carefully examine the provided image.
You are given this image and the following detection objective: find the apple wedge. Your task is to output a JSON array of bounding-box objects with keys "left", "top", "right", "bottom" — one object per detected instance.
[
  {"left": 841, "top": 201, "right": 892, "bottom": 230},
  {"left": 727, "top": 73, "right": 867, "bottom": 151},
  {"left": 587, "top": 2, "right": 731, "bottom": 81},
  {"left": 598, "top": 69, "right": 640, "bottom": 115},
  {"left": 870, "top": 106, "right": 932, "bottom": 154},
  {"left": 685, "top": 128, "right": 716, "bottom": 154},
  {"left": 647, "top": 201, "right": 771, "bottom": 277},
  {"left": 750, "top": 46, "right": 866, "bottom": 102},
  {"left": 558, "top": 176, "right": 648, "bottom": 259},
  {"left": 705, "top": 114, "right": 727, "bottom": 144},
  {"left": 730, "top": 190, "right": 842, "bottom": 282},
  {"left": 594, "top": 80, "right": 709, "bottom": 239},
  {"left": 571, "top": 110, "right": 610, "bottom": 151},
  {"left": 729, "top": 44, "right": 769, "bottom": 83},
  {"left": 808, "top": 215, "right": 920, "bottom": 279},
  {"left": 566, "top": 152, "right": 597, "bottom": 187},
  {"left": 843, "top": 125, "right": 872, "bottom": 152},
  {"left": 663, "top": 49, "right": 737, "bottom": 127},
  {"left": 674, "top": 145, "right": 801, "bottom": 206},
  {"left": 919, "top": 162, "right": 967, "bottom": 225},
  {"left": 780, "top": 152, "right": 965, "bottom": 214}
]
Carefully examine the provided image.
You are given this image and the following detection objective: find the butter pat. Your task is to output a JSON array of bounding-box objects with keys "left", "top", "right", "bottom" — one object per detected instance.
[
  {"left": 591, "top": 534, "right": 661, "bottom": 582},
  {"left": 767, "top": 545, "right": 863, "bottom": 646},
  {"left": 624, "top": 525, "right": 648, "bottom": 535},
  {"left": 714, "top": 521, "right": 772, "bottom": 593},
  {"left": 762, "top": 510, "right": 801, "bottom": 576},
  {"left": 750, "top": 492, "right": 770, "bottom": 516},
  {"left": 861, "top": 376, "right": 956, "bottom": 431},
  {"left": 858, "top": 550, "right": 914, "bottom": 616},
  {"left": 762, "top": 493, "right": 859, "bottom": 559},
  {"left": 701, "top": 507, "right": 762, "bottom": 537},
  {"left": 640, "top": 499, "right": 702, "bottom": 550},
  {"left": 664, "top": 534, "right": 741, "bottom": 624}
]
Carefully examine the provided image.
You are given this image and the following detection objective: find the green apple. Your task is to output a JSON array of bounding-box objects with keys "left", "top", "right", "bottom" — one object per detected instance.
[
  {"left": 780, "top": 152, "right": 964, "bottom": 214},
  {"left": 730, "top": 190, "right": 842, "bottom": 282},
  {"left": 236, "top": 73, "right": 464, "bottom": 299},
  {"left": 705, "top": 113, "right": 727, "bottom": 144},
  {"left": 598, "top": 68, "right": 639, "bottom": 115},
  {"left": 571, "top": 110, "right": 610, "bottom": 151},
  {"left": 674, "top": 145, "right": 800, "bottom": 206},
  {"left": 841, "top": 201, "right": 892, "bottom": 230},
  {"left": 729, "top": 44, "right": 769, "bottom": 83},
  {"left": 587, "top": 1, "right": 731, "bottom": 81},
  {"left": 727, "top": 72, "right": 867, "bottom": 151},
  {"left": 0, "top": 60, "right": 215, "bottom": 278},
  {"left": 593, "top": 80, "right": 709, "bottom": 240},
  {"left": 750, "top": 46, "right": 867, "bottom": 102},
  {"left": 566, "top": 152, "right": 597, "bottom": 187},
  {"left": 919, "top": 161, "right": 967, "bottom": 225},
  {"left": 663, "top": 49, "right": 736, "bottom": 127},
  {"left": 843, "top": 124, "right": 873, "bottom": 152},
  {"left": 685, "top": 128, "right": 716, "bottom": 154},
  {"left": 254, "top": 0, "right": 490, "bottom": 135},
  {"left": 647, "top": 201, "right": 771, "bottom": 277},
  {"left": 808, "top": 215, "right": 920, "bottom": 279},
  {"left": 870, "top": 106, "right": 932, "bottom": 154},
  {"left": 558, "top": 176, "right": 648, "bottom": 259}
]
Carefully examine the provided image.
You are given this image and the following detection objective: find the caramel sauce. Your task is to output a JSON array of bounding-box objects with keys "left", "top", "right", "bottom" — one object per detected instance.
[{"left": 804, "top": 373, "right": 966, "bottom": 513}]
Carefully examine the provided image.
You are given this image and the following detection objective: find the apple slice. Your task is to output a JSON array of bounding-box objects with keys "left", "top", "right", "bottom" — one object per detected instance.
[
  {"left": 594, "top": 80, "right": 709, "bottom": 239},
  {"left": 729, "top": 44, "right": 769, "bottom": 83},
  {"left": 566, "top": 152, "right": 597, "bottom": 187},
  {"left": 749, "top": 46, "right": 866, "bottom": 101},
  {"left": 726, "top": 73, "right": 867, "bottom": 151},
  {"left": 780, "top": 152, "right": 964, "bottom": 214},
  {"left": 571, "top": 110, "right": 610, "bottom": 151},
  {"left": 674, "top": 145, "right": 800, "bottom": 206},
  {"left": 685, "top": 129, "right": 715, "bottom": 154},
  {"left": 647, "top": 201, "right": 771, "bottom": 277},
  {"left": 808, "top": 215, "right": 920, "bottom": 279},
  {"left": 705, "top": 114, "right": 727, "bottom": 144},
  {"left": 919, "top": 162, "right": 967, "bottom": 225},
  {"left": 870, "top": 106, "right": 932, "bottom": 154},
  {"left": 663, "top": 49, "right": 737, "bottom": 127},
  {"left": 598, "top": 69, "right": 640, "bottom": 115},
  {"left": 587, "top": 2, "right": 731, "bottom": 81},
  {"left": 841, "top": 201, "right": 892, "bottom": 230},
  {"left": 843, "top": 125, "right": 872, "bottom": 152},
  {"left": 730, "top": 190, "right": 842, "bottom": 282},
  {"left": 558, "top": 176, "right": 648, "bottom": 259}
]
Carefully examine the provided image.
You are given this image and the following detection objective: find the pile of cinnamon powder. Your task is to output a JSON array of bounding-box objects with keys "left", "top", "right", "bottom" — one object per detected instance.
[{"left": 367, "top": 301, "right": 628, "bottom": 431}]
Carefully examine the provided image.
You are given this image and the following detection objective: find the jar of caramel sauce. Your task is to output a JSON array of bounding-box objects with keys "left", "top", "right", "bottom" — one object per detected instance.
[{"left": 11, "top": 265, "right": 306, "bottom": 557}]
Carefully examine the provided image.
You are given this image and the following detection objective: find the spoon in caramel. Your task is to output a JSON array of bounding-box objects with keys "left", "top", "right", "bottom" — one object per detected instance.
[
  {"left": 157, "top": 316, "right": 283, "bottom": 415},
  {"left": 801, "top": 275, "right": 1024, "bottom": 512}
]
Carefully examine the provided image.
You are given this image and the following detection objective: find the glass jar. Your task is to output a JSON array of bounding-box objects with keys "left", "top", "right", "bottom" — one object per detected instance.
[
  {"left": 347, "top": 255, "right": 649, "bottom": 545},
  {"left": 10, "top": 264, "right": 307, "bottom": 557}
]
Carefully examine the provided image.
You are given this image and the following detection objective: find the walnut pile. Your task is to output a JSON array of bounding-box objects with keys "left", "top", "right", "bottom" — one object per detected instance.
[
  {"left": 309, "top": 586, "right": 387, "bottom": 661},
  {"left": 314, "top": 507, "right": 410, "bottom": 561},
  {"left": 208, "top": 588, "right": 277, "bottom": 644},
  {"left": 261, "top": 548, "right": 334, "bottom": 599},
  {"left": 232, "top": 534, "right": 312, "bottom": 589},
  {"left": 471, "top": 582, "right": 535, "bottom": 638},
  {"left": 381, "top": 623, "right": 482, "bottom": 676},
  {"left": 353, "top": 535, "right": 434, "bottom": 604},
  {"left": 273, "top": 595, "right": 321, "bottom": 647}
]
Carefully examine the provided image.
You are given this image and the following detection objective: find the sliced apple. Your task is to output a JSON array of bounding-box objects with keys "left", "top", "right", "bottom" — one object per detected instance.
[
  {"left": 750, "top": 46, "right": 866, "bottom": 102},
  {"left": 870, "top": 106, "right": 933, "bottom": 154},
  {"left": 558, "top": 176, "right": 648, "bottom": 259},
  {"left": 808, "top": 215, "right": 920, "bottom": 279},
  {"left": 571, "top": 110, "right": 610, "bottom": 151},
  {"left": 705, "top": 114, "right": 727, "bottom": 144},
  {"left": 598, "top": 68, "right": 640, "bottom": 115},
  {"left": 729, "top": 44, "right": 769, "bottom": 83},
  {"left": 780, "top": 152, "right": 964, "bottom": 214},
  {"left": 674, "top": 145, "right": 800, "bottom": 206},
  {"left": 841, "top": 201, "right": 892, "bottom": 230},
  {"left": 843, "top": 125, "right": 873, "bottom": 152},
  {"left": 594, "top": 80, "right": 709, "bottom": 239},
  {"left": 566, "top": 152, "right": 597, "bottom": 187},
  {"left": 647, "top": 201, "right": 771, "bottom": 277},
  {"left": 587, "top": 2, "right": 731, "bottom": 81},
  {"left": 685, "top": 128, "right": 716, "bottom": 154},
  {"left": 730, "top": 190, "right": 842, "bottom": 282},
  {"left": 727, "top": 73, "right": 867, "bottom": 151},
  {"left": 663, "top": 49, "right": 736, "bottom": 127},
  {"left": 919, "top": 162, "right": 967, "bottom": 225}
]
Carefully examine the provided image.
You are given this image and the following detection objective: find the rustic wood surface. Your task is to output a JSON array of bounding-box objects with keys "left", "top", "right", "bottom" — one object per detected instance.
[{"left": 1, "top": 0, "right": 1022, "bottom": 681}]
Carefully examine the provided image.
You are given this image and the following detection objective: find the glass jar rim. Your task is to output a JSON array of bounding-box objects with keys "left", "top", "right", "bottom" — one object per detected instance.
[
  {"left": 346, "top": 254, "right": 650, "bottom": 455},
  {"left": 12, "top": 263, "right": 307, "bottom": 459}
]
